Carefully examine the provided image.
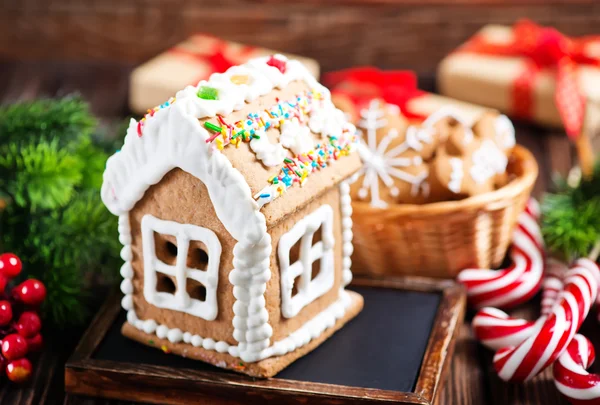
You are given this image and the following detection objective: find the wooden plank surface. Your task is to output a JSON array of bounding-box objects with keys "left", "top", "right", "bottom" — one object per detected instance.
[
  {"left": 1, "top": 2, "right": 600, "bottom": 74},
  {"left": 0, "top": 60, "right": 591, "bottom": 405}
]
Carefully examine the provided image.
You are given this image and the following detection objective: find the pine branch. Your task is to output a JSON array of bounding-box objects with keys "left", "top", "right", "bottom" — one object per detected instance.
[
  {"left": 541, "top": 160, "right": 600, "bottom": 261},
  {"left": 0, "top": 140, "right": 83, "bottom": 211},
  {"left": 0, "top": 96, "right": 96, "bottom": 148},
  {"left": 0, "top": 95, "right": 120, "bottom": 326}
]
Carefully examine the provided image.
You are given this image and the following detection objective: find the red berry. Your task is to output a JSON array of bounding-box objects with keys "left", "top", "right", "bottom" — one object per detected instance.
[
  {"left": 15, "top": 312, "right": 41, "bottom": 338},
  {"left": 6, "top": 358, "right": 31, "bottom": 383},
  {"left": 13, "top": 279, "right": 46, "bottom": 306},
  {"left": 0, "top": 354, "right": 6, "bottom": 376},
  {"left": 0, "top": 274, "right": 8, "bottom": 294},
  {"left": 25, "top": 334, "right": 43, "bottom": 353},
  {"left": 1, "top": 334, "right": 28, "bottom": 360},
  {"left": 0, "top": 254, "right": 22, "bottom": 279},
  {"left": 0, "top": 301, "right": 12, "bottom": 327}
]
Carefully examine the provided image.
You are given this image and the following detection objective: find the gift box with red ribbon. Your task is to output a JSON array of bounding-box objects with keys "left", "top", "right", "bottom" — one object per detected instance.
[
  {"left": 129, "top": 34, "right": 320, "bottom": 114},
  {"left": 438, "top": 20, "right": 600, "bottom": 140},
  {"left": 323, "top": 67, "right": 494, "bottom": 125}
]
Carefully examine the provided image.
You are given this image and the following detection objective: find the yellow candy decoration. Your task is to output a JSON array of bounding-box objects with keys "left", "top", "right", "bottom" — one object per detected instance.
[{"left": 230, "top": 75, "right": 250, "bottom": 85}]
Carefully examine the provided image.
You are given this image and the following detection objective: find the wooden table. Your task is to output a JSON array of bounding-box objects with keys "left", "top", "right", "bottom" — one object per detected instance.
[{"left": 0, "top": 60, "right": 595, "bottom": 405}]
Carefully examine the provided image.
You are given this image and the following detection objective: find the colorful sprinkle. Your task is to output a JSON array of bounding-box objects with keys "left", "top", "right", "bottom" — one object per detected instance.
[
  {"left": 204, "top": 122, "right": 222, "bottom": 133},
  {"left": 197, "top": 86, "right": 219, "bottom": 100}
]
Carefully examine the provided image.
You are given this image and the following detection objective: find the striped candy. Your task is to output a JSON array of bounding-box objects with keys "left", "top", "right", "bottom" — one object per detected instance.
[
  {"left": 473, "top": 262, "right": 571, "bottom": 352},
  {"left": 554, "top": 334, "right": 600, "bottom": 405},
  {"left": 493, "top": 258, "right": 599, "bottom": 382},
  {"left": 542, "top": 258, "right": 568, "bottom": 316},
  {"left": 473, "top": 307, "right": 535, "bottom": 351},
  {"left": 458, "top": 199, "right": 544, "bottom": 309}
]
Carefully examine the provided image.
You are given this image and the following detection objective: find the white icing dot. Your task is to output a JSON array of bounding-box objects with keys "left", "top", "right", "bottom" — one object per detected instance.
[
  {"left": 143, "top": 319, "right": 157, "bottom": 334},
  {"left": 156, "top": 325, "right": 168, "bottom": 339},
  {"left": 120, "top": 246, "right": 132, "bottom": 261},
  {"left": 120, "top": 279, "right": 133, "bottom": 295},
  {"left": 390, "top": 187, "right": 400, "bottom": 197},
  {"left": 191, "top": 335, "right": 203, "bottom": 347},
  {"left": 203, "top": 338, "right": 216, "bottom": 350},
  {"left": 183, "top": 332, "right": 192, "bottom": 344},
  {"left": 215, "top": 341, "right": 229, "bottom": 353},
  {"left": 358, "top": 188, "right": 368, "bottom": 199},
  {"left": 121, "top": 295, "right": 133, "bottom": 311},
  {"left": 127, "top": 310, "right": 138, "bottom": 324},
  {"left": 167, "top": 328, "right": 183, "bottom": 343},
  {"left": 120, "top": 263, "right": 133, "bottom": 279}
]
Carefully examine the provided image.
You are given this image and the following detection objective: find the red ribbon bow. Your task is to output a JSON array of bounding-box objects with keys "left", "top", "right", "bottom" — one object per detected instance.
[
  {"left": 169, "top": 34, "right": 256, "bottom": 85},
  {"left": 323, "top": 68, "right": 428, "bottom": 121},
  {"left": 463, "top": 19, "right": 600, "bottom": 139}
]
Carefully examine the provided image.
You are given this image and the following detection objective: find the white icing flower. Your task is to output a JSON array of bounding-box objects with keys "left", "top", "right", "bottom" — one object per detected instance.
[
  {"left": 249, "top": 128, "right": 287, "bottom": 167},
  {"left": 308, "top": 103, "right": 346, "bottom": 139},
  {"left": 280, "top": 119, "right": 313, "bottom": 155},
  {"left": 470, "top": 139, "right": 508, "bottom": 185}
]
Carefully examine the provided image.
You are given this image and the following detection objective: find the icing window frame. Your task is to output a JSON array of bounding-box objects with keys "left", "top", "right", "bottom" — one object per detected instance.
[
  {"left": 278, "top": 204, "right": 335, "bottom": 318},
  {"left": 141, "top": 215, "right": 221, "bottom": 321}
]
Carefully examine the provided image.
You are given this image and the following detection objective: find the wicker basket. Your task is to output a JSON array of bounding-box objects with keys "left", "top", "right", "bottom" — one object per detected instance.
[{"left": 351, "top": 145, "right": 538, "bottom": 279}]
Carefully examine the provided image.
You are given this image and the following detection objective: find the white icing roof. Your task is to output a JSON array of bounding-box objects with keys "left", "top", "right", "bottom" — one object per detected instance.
[{"left": 101, "top": 55, "right": 358, "bottom": 243}]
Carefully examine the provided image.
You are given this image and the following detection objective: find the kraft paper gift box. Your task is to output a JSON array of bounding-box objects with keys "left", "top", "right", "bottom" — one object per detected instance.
[
  {"left": 323, "top": 67, "right": 496, "bottom": 125},
  {"left": 129, "top": 34, "right": 320, "bottom": 114},
  {"left": 437, "top": 20, "right": 600, "bottom": 141}
]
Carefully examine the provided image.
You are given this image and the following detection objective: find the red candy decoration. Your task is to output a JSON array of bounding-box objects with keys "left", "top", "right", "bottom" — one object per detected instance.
[
  {"left": 0, "top": 301, "right": 12, "bottom": 327},
  {"left": 0, "top": 253, "right": 22, "bottom": 279},
  {"left": 13, "top": 279, "right": 46, "bottom": 307},
  {"left": 15, "top": 312, "right": 41, "bottom": 338},
  {"left": 266, "top": 55, "right": 287, "bottom": 73},
  {"left": 25, "top": 334, "right": 43, "bottom": 353},
  {"left": 6, "top": 358, "right": 32, "bottom": 383},
  {"left": 2, "top": 334, "right": 28, "bottom": 360}
]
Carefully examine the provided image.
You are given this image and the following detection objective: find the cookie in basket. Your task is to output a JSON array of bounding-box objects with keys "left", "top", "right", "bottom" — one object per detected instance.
[{"left": 348, "top": 99, "right": 516, "bottom": 207}]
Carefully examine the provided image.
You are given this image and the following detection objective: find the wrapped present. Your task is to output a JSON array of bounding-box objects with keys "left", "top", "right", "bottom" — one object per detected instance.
[
  {"left": 129, "top": 34, "right": 320, "bottom": 114},
  {"left": 323, "top": 68, "right": 495, "bottom": 126},
  {"left": 438, "top": 20, "right": 600, "bottom": 141}
]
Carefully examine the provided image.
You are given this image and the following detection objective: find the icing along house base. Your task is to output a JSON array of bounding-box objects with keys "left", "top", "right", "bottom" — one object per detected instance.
[{"left": 101, "top": 56, "right": 363, "bottom": 377}]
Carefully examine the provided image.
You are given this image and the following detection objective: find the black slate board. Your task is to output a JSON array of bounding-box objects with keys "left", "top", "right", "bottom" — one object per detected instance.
[{"left": 93, "top": 286, "right": 441, "bottom": 393}]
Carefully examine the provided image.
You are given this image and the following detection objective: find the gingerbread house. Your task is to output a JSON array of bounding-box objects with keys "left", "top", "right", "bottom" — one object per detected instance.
[{"left": 101, "top": 55, "right": 363, "bottom": 377}]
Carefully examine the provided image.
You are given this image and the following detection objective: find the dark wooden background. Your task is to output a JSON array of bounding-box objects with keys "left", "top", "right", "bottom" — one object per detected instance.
[
  {"left": 1, "top": 0, "right": 600, "bottom": 74},
  {"left": 1, "top": 1, "right": 600, "bottom": 404}
]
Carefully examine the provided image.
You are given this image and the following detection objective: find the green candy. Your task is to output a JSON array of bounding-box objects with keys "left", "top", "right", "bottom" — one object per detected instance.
[{"left": 197, "top": 86, "right": 219, "bottom": 100}]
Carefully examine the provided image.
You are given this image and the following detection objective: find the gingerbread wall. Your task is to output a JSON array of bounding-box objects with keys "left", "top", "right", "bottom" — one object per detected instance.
[
  {"left": 128, "top": 166, "right": 346, "bottom": 348},
  {"left": 266, "top": 185, "right": 344, "bottom": 343},
  {"left": 129, "top": 168, "right": 237, "bottom": 344}
]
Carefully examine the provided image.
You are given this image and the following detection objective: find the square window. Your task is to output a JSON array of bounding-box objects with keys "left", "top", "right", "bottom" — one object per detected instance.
[
  {"left": 141, "top": 215, "right": 222, "bottom": 321},
  {"left": 278, "top": 205, "right": 335, "bottom": 318}
]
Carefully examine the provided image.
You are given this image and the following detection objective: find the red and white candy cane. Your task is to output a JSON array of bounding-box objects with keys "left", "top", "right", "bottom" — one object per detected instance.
[
  {"left": 542, "top": 258, "right": 568, "bottom": 316},
  {"left": 473, "top": 259, "right": 568, "bottom": 351},
  {"left": 493, "top": 258, "right": 599, "bottom": 382},
  {"left": 472, "top": 307, "right": 535, "bottom": 351},
  {"left": 554, "top": 334, "right": 600, "bottom": 405},
  {"left": 458, "top": 199, "right": 544, "bottom": 309}
]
